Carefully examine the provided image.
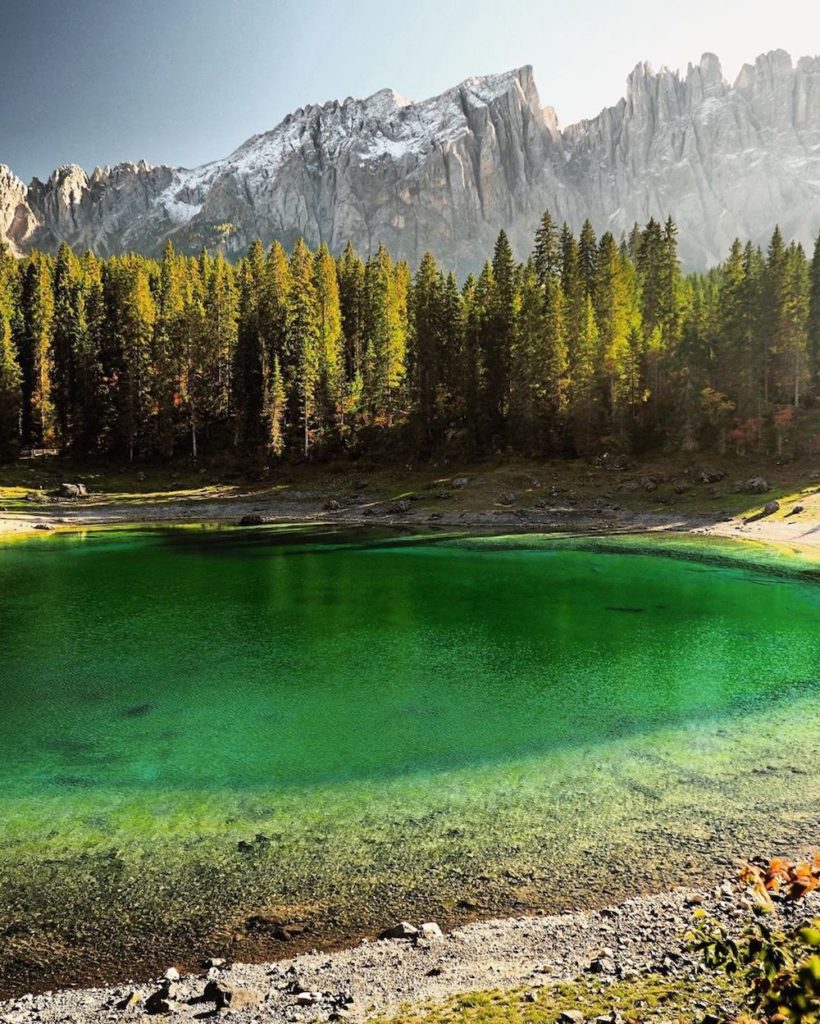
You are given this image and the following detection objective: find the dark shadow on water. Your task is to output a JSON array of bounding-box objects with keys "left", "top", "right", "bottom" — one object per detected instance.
[{"left": 120, "top": 703, "right": 155, "bottom": 718}]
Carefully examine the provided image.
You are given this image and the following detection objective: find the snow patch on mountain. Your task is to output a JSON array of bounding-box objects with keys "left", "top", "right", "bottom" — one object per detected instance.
[{"left": 2, "top": 53, "right": 820, "bottom": 272}]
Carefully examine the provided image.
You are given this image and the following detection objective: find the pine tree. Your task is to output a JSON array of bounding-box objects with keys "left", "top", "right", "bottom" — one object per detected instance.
[
  {"left": 438, "top": 272, "right": 465, "bottom": 423},
  {"left": 288, "top": 239, "right": 321, "bottom": 456},
  {"left": 104, "top": 255, "right": 156, "bottom": 461},
  {"left": 408, "top": 252, "right": 444, "bottom": 444},
  {"left": 267, "top": 355, "right": 287, "bottom": 458},
  {"left": 20, "top": 252, "right": 55, "bottom": 447},
  {"left": 153, "top": 241, "right": 186, "bottom": 455},
  {"left": 461, "top": 273, "right": 484, "bottom": 447},
  {"left": 593, "top": 232, "right": 633, "bottom": 431},
  {"left": 808, "top": 234, "right": 820, "bottom": 398},
  {"left": 563, "top": 228, "right": 598, "bottom": 450},
  {"left": 313, "top": 244, "right": 344, "bottom": 435},
  {"left": 202, "top": 250, "right": 238, "bottom": 427},
  {"left": 179, "top": 256, "right": 208, "bottom": 458},
  {"left": 533, "top": 210, "right": 560, "bottom": 287},
  {"left": 0, "top": 250, "right": 22, "bottom": 455},
  {"left": 51, "top": 242, "right": 86, "bottom": 447},
  {"left": 762, "top": 226, "right": 787, "bottom": 407},
  {"left": 509, "top": 260, "right": 547, "bottom": 451},
  {"left": 363, "top": 244, "right": 406, "bottom": 426},
  {"left": 480, "top": 230, "right": 517, "bottom": 441},
  {"left": 338, "top": 242, "right": 366, "bottom": 382},
  {"left": 233, "top": 241, "right": 267, "bottom": 446},
  {"left": 578, "top": 219, "right": 598, "bottom": 296},
  {"left": 781, "top": 243, "right": 809, "bottom": 409},
  {"left": 76, "top": 253, "right": 105, "bottom": 452}
]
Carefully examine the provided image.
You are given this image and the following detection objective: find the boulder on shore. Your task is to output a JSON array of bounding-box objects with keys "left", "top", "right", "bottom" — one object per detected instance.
[
  {"left": 380, "top": 920, "right": 419, "bottom": 940},
  {"left": 697, "top": 467, "right": 725, "bottom": 484},
  {"left": 58, "top": 482, "right": 88, "bottom": 498},
  {"left": 239, "top": 514, "right": 265, "bottom": 526},
  {"left": 761, "top": 499, "right": 781, "bottom": 516},
  {"left": 743, "top": 477, "right": 769, "bottom": 494},
  {"left": 204, "top": 979, "right": 265, "bottom": 1010}
]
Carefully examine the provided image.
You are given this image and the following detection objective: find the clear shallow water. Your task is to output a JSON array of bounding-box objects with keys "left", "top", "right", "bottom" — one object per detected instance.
[{"left": 1, "top": 526, "right": 819, "bottom": 993}]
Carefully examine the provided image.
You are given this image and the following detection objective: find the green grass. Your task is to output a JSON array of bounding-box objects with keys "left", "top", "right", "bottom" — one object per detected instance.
[{"left": 375, "top": 970, "right": 741, "bottom": 1024}]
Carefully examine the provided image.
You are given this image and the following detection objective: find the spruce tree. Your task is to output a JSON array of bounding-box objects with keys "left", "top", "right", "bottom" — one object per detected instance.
[
  {"left": 313, "top": 244, "right": 344, "bottom": 435},
  {"left": 533, "top": 211, "right": 560, "bottom": 287},
  {"left": 481, "top": 230, "right": 516, "bottom": 441},
  {"left": 409, "top": 252, "right": 443, "bottom": 444},
  {"left": 808, "top": 234, "right": 820, "bottom": 398},
  {"left": 20, "top": 252, "right": 55, "bottom": 447},
  {"left": 233, "top": 241, "right": 267, "bottom": 446},
  {"left": 0, "top": 255, "right": 22, "bottom": 456},
  {"left": 287, "top": 239, "right": 320, "bottom": 456}
]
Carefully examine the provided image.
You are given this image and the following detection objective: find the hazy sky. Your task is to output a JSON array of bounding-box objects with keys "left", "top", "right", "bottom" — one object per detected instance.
[{"left": 2, "top": 0, "right": 820, "bottom": 182}]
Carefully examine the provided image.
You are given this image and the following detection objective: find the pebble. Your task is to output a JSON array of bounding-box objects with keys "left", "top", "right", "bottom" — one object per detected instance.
[{"left": 1, "top": 886, "right": 817, "bottom": 1024}]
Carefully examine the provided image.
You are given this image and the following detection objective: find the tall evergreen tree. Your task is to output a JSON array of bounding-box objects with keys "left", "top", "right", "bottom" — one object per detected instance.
[
  {"left": 807, "top": 235, "right": 820, "bottom": 398},
  {"left": 313, "top": 244, "right": 344, "bottom": 435},
  {"left": 19, "top": 252, "right": 55, "bottom": 447},
  {"left": 0, "top": 249, "right": 22, "bottom": 455},
  {"left": 288, "top": 239, "right": 321, "bottom": 456},
  {"left": 233, "top": 241, "right": 267, "bottom": 446}
]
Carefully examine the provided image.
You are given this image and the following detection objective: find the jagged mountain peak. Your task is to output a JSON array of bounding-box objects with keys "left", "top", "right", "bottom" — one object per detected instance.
[{"left": 2, "top": 50, "right": 820, "bottom": 271}]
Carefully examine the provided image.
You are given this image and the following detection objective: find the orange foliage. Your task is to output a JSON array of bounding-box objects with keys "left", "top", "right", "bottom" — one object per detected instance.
[{"left": 740, "top": 855, "right": 820, "bottom": 909}]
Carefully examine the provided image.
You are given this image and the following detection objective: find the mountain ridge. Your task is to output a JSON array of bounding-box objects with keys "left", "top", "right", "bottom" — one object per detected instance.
[{"left": 2, "top": 50, "right": 820, "bottom": 271}]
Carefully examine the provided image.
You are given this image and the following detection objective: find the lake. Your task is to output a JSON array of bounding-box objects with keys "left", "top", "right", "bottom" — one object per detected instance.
[{"left": 1, "top": 526, "right": 818, "bottom": 994}]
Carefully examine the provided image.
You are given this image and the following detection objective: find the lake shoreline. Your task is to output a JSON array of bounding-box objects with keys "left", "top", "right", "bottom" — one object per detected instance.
[
  {"left": 0, "top": 882, "right": 816, "bottom": 1023},
  {"left": 2, "top": 491, "right": 818, "bottom": 553}
]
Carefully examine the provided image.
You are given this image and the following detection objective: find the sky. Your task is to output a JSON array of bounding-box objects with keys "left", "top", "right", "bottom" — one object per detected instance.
[{"left": 2, "top": 0, "right": 820, "bottom": 182}]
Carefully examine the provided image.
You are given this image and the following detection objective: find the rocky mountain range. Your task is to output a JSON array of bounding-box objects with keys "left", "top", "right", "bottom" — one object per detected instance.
[{"left": 2, "top": 49, "right": 820, "bottom": 272}]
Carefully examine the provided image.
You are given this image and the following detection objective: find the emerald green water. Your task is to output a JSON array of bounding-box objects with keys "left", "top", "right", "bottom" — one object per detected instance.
[{"left": 1, "top": 526, "right": 818, "bottom": 994}]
